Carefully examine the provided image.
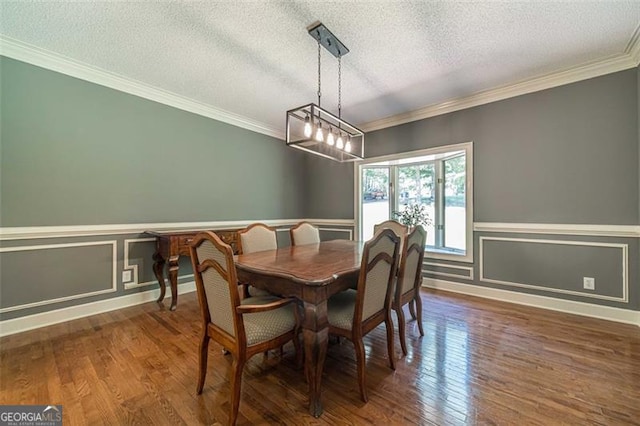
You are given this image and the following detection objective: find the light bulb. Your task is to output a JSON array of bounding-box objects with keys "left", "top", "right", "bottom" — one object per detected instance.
[
  {"left": 336, "top": 134, "right": 344, "bottom": 149},
  {"left": 345, "top": 140, "right": 352, "bottom": 152},
  {"left": 315, "top": 125, "right": 324, "bottom": 142},
  {"left": 327, "top": 130, "right": 335, "bottom": 146},
  {"left": 303, "top": 116, "right": 312, "bottom": 138}
]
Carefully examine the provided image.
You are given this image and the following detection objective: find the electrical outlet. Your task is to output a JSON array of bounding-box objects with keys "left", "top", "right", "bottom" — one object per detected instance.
[
  {"left": 122, "top": 270, "right": 132, "bottom": 283},
  {"left": 583, "top": 277, "right": 595, "bottom": 290}
]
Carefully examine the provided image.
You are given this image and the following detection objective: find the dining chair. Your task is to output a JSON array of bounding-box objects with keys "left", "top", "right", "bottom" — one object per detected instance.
[
  {"left": 392, "top": 225, "right": 427, "bottom": 356},
  {"left": 237, "top": 223, "right": 278, "bottom": 297},
  {"left": 190, "top": 231, "right": 300, "bottom": 426},
  {"left": 326, "top": 228, "right": 400, "bottom": 402},
  {"left": 290, "top": 221, "right": 320, "bottom": 246}
]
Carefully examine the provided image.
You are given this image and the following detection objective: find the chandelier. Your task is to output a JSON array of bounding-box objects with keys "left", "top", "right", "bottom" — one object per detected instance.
[{"left": 286, "top": 22, "right": 364, "bottom": 162}]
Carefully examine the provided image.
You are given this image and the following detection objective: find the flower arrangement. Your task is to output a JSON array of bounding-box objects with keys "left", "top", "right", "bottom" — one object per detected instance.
[{"left": 393, "top": 203, "right": 432, "bottom": 228}]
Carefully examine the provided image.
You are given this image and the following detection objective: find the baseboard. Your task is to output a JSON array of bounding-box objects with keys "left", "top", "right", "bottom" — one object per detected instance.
[
  {"left": 423, "top": 278, "right": 640, "bottom": 327},
  {"left": 0, "top": 282, "right": 196, "bottom": 337}
]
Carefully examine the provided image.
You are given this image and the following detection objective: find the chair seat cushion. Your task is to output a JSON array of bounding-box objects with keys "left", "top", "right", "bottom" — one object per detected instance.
[
  {"left": 327, "top": 289, "right": 357, "bottom": 331},
  {"left": 247, "top": 285, "right": 273, "bottom": 297},
  {"left": 243, "top": 301, "right": 297, "bottom": 346}
]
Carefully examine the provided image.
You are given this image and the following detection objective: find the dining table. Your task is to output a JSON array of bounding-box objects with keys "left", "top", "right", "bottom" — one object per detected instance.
[{"left": 234, "top": 239, "right": 365, "bottom": 417}]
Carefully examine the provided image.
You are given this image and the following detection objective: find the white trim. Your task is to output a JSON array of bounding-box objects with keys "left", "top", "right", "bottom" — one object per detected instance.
[
  {"left": 0, "top": 282, "right": 196, "bottom": 337},
  {"left": 0, "top": 218, "right": 355, "bottom": 241},
  {"left": 361, "top": 51, "right": 639, "bottom": 132},
  {"left": 0, "top": 36, "right": 283, "bottom": 140},
  {"left": 423, "top": 262, "right": 474, "bottom": 280},
  {"left": 474, "top": 222, "right": 640, "bottom": 238},
  {"left": 0, "top": 241, "right": 118, "bottom": 313},
  {"left": 625, "top": 24, "right": 640, "bottom": 66},
  {"left": 479, "top": 236, "right": 629, "bottom": 303},
  {"left": 423, "top": 278, "right": 639, "bottom": 327}
]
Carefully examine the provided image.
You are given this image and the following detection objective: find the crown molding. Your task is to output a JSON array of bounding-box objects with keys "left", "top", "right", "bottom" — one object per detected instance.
[
  {"left": 2, "top": 33, "right": 639, "bottom": 138},
  {"left": 625, "top": 24, "right": 640, "bottom": 65},
  {"left": 0, "top": 35, "right": 284, "bottom": 140},
  {"left": 361, "top": 50, "right": 640, "bottom": 133}
]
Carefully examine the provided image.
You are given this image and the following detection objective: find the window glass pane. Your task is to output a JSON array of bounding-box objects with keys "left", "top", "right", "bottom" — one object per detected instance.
[
  {"left": 444, "top": 155, "right": 466, "bottom": 251},
  {"left": 398, "top": 163, "right": 435, "bottom": 246},
  {"left": 362, "top": 167, "right": 389, "bottom": 241}
]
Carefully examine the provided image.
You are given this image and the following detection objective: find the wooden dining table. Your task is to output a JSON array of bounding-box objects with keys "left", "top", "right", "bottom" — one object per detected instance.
[{"left": 234, "top": 239, "right": 365, "bottom": 417}]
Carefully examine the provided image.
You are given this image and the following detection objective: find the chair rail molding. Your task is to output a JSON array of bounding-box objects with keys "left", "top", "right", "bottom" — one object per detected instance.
[
  {"left": 0, "top": 218, "right": 355, "bottom": 240},
  {"left": 474, "top": 222, "right": 640, "bottom": 238}
]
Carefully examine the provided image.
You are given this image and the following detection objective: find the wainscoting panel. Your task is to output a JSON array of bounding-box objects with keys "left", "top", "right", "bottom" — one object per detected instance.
[
  {"left": 0, "top": 219, "right": 355, "bottom": 334},
  {"left": 480, "top": 237, "right": 628, "bottom": 303},
  {"left": 423, "top": 262, "right": 474, "bottom": 280},
  {"left": 0, "top": 241, "right": 117, "bottom": 313}
]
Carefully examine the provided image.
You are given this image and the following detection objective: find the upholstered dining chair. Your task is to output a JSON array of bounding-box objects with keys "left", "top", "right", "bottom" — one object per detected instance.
[
  {"left": 373, "top": 220, "right": 421, "bottom": 320},
  {"left": 392, "top": 225, "right": 427, "bottom": 356},
  {"left": 290, "top": 221, "right": 320, "bottom": 246},
  {"left": 190, "top": 231, "right": 300, "bottom": 426},
  {"left": 237, "top": 223, "right": 278, "bottom": 298},
  {"left": 326, "top": 228, "right": 400, "bottom": 402}
]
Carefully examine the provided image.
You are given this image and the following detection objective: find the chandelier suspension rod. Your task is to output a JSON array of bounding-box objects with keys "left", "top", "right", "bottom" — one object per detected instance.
[
  {"left": 338, "top": 54, "right": 342, "bottom": 120},
  {"left": 317, "top": 40, "right": 322, "bottom": 109}
]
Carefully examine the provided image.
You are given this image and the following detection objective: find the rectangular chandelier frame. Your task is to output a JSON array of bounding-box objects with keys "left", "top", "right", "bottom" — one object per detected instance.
[{"left": 286, "top": 103, "right": 365, "bottom": 162}]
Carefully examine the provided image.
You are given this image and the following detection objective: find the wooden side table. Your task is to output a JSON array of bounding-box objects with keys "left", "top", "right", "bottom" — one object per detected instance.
[{"left": 146, "top": 229, "right": 239, "bottom": 310}]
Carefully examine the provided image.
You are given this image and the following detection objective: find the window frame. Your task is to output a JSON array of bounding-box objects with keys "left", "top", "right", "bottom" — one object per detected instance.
[{"left": 355, "top": 141, "right": 474, "bottom": 263}]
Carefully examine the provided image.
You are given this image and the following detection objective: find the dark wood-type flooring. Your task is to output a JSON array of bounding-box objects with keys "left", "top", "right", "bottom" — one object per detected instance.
[{"left": 1, "top": 289, "right": 639, "bottom": 425}]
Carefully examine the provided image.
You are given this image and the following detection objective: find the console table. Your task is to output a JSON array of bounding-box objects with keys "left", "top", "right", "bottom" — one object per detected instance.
[{"left": 146, "top": 229, "right": 239, "bottom": 311}]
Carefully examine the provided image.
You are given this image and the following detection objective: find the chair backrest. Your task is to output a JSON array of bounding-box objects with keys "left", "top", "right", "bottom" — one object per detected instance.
[
  {"left": 373, "top": 220, "right": 408, "bottom": 264},
  {"left": 237, "top": 223, "right": 277, "bottom": 254},
  {"left": 373, "top": 220, "right": 408, "bottom": 239},
  {"left": 190, "top": 231, "right": 245, "bottom": 344},
  {"left": 290, "top": 221, "right": 320, "bottom": 246},
  {"left": 354, "top": 228, "right": 400, "bottom": 323},
  {"left": 396, "top": 225, "right": 427, "bottom": 299}
]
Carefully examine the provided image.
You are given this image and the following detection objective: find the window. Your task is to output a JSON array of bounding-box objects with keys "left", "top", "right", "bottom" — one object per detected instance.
[{"left": 356, "top": 142, "right": 473, "bottom": 262}]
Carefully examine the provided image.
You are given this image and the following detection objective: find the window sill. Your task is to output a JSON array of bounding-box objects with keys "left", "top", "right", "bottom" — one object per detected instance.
[{"left": 425, "top": 247, "right": 473, "bottom": 263}]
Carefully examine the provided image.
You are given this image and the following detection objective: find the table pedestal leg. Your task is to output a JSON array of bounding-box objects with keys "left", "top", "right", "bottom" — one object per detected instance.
[
  {"left": 152, "top": 251, "right": 166, "bottom": 303},
  {"left": 302, "top": 299, "right": 329, "bottom": 417},
  {"left": 168, "top": 255, "right": 179, "bottom": 311}
]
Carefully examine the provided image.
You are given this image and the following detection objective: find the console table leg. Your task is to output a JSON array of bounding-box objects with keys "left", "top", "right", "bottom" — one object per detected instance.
[
  {"left": 152, "top": 251, "right": 166, "bottom": 303},
  {"left": 168, "top": 255, "right": 179, "bottom": 311}
]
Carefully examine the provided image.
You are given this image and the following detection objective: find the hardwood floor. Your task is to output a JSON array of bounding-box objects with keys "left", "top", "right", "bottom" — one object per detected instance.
[{"left": 1, "top": 289, "right": 639, "bottom": 425}]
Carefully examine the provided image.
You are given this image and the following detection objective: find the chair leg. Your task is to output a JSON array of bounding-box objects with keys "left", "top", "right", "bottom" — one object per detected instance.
[
  {"left": 396, "top": 304, "right": 408, "bottom": 356},
  {"left": 229, "top": 356, "right": 245, "bottom": 426},
  {"left": 408, "top": 299, "right": 417, "bottom": 320},
  {"left": 353, "top": 337, "right": 368, "bottom": 403},
  {"left": 415, "top": 294, "right": 425, "bottom": 337},
  {"left": 385, "top": 314, "right": 396, "bottom": 370},
  {"left": 196, "top": 333, "right": 210, "bottom": 394}
]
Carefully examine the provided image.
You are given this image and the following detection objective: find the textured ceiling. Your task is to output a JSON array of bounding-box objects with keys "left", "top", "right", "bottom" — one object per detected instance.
[{"left": 2, "top": 1, "right": 640, "bottom": 137}]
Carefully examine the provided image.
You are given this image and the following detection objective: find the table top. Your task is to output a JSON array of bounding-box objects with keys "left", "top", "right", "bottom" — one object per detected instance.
[{"left": 235, "top": 240, "right": 364, "bottom": 286}]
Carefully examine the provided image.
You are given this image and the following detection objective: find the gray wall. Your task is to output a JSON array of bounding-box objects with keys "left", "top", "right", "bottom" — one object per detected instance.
[
  {"left": 0, "top": 57, "right": 315, "bottom": 321},
  {"left": 1, "top": 57, "right": 308, "bottom": 226},
  {"left": 307, "top": 68, "right": 640, "bottom": 311}
]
